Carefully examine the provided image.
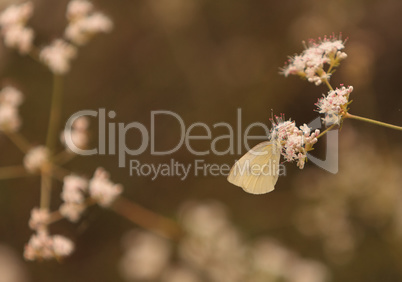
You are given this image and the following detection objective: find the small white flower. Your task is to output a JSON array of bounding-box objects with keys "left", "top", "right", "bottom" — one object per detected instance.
[
  {"left": 0, "top": 104, "right": 21, "bottom": 132},
  {"left": 52, "top": 235, "right": 74, "bottom": 258},
  {"left": 2, "top": 25, "right": 33, "bottom": 54},
  {"left": 251, "top": 239, "right": 295, "bottom": 277},
  {"left": 64, "top": 0, "right": 113, "bottom": 46},
  {"left": 59, "top": 174, "right": 88, "bottom": 222},
  {"left": 84, "top": 13, "right": 113, "bottom": 32},
  {"left": 39, "top": 39, "right": 77, "bottom": 75},
  {"left": 24, "top": 231, "right": 53, "bottom": 261},
  {"left": 119, "top": 230, "right": 171, "bottom": 281},
  {"left": 316, "top": 85, "right": 353, "bottom": 125},
  {"left": 0, "top": 86, "right": 24, "bottom": 106},
  {"left": 0, "top": 2, "right": 33, "bottom": 27},
  {"left": 23, "top": 146, "right": 50, "bottom": 173},
  {"left": 89, "top": 167, "right": 123, "bottom": 207},
  {"left": 281, "top": 34, "right": 347, "bottom": 86},
  {"left": 66, "top": 0, "right": 94, "bottom": 20},
  {"left": 59, "top": 203, "right": 86, "bottom": 222},
  {"left": 0, "top": 2, "right": 34, "bottom": 54},
  {"left": 28, "top": 208, "right": 49, "bottom": 231},
  {"left": 61, "top": 175, "right": 88, "bottom": 204},
  {"left": 24, "top": 232, "right": 74, "bottom": 261},
  {"left": 0, "top": 86, "right": 24, "bottom": 132}
]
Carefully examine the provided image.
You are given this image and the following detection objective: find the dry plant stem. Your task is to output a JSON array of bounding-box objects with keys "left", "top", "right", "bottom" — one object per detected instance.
[
  {"left": 323, "top": 77, "right": 334, "bottom": 91},
  {"left": 112, "top": 197, "right": 182, "bottom": 240},
  {"left": 46, "top": 74, "right": 64, "bottom": 154},
  {"left": 327, "top": 64, "right": 334, "bottom": 74},
  {"left": 0, "top": 166, "right": 31, "bottom": 180},
  {"left": 47, "top": 210, "right": 64, "bottom": 225},
  {"left": 40, "top": 75, "right": 64, "bottom": 211},
  {"left": 4, "top": 131, "right": 31, "bottom": 153},
  {"left": 345, "top": 113, "right": 402, "bottom": 131},
  {"left": 53, "top": 150, "right": 76, "bottom": 165},
  {"left": 40, "top": 168, "right": 52, "bottom": 210},
  {"left": 317, "top": 123, "right": 338, "bottom": 139}
]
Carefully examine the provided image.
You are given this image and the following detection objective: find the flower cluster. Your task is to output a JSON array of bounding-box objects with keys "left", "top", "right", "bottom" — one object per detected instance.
[
  {"left": 28, "top": 208, "right": 50, "bottom": 231},
  {"left": 60, "top": 168, "right": 123, "bottom": 222},
  {"left": 60, "top": 175, "right": 88, "bottom": 222},
  {"left": 0, "top": 0, "right": 119, "bottom": 264},
  {"left": 89, "top": 168, "right": 124, "bottom": 207},
  {"left": 24, "top": 167, "right": 123, "bottom": 261},
  {"left": 23, "top": 146, "right": 50, "bottom": 173},
  {"left": 25, "top": 208, "right": 74, "bottom": 261},
  {"left": 316, "top": 85, "right": 353, "bottom": 125},
  {"left": 281, "top": 35, "right": 347, "bottom": 85},
  {"left": 0, "top": 2, "right": 34, "bottom": 54},
  {"left": 0, "top": 0, "right": 112, "bottom": 75},
  {"left": 0, "top": 86, "right": 24, "bottom": 132},
  {"left": 24, "top": 231, "right": 74, "bottom": 261},
  {"left": 269, "top": 35, "right": 357, "bottom": 173},
  {"left": 271, "top": 115, "right": 320, "bottom": 169},
  {"left": 39, "top": 39, "right": 77, "bottom": 75},
  {"left": 65, "top": 0, "right": 113, "bottom": 46}
]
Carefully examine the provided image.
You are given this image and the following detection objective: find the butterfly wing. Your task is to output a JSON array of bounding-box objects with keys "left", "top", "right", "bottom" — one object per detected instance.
[{"left": 227, "top": 141, "right": 281, "bottom": 194}]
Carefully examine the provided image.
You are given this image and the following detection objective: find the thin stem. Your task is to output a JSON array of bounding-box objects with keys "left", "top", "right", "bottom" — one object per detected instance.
[
  {"left": 111, "top": 197, "right": 182, "bottom": 240},
  {"left": 47, "top": 210, "right": 64, "bottom": 225},
  {"left": 46, "top": 75, "right": 64, "bottom": 155},
  {"left": 323, "top": 77, "right": 334, "bottom": 91},
  {"left": 0, "top": 166, "right": 31, "bottom": 180},
  {"left": 327, "top": 64, "right": 334, "bottom": 74},
  {"left": 40, "top": 167, "right": 52, "bottom": 210},
  {"left": 4, "top": 131, "right": 31, "bottom": 153},
  {"left": 41, "top": 74, "right": 64, "bottom": 211},
  {"left": 345, "top": 113, "right": 402, "bottom": 131},
  {"left": 53, "top": 150, "right": 76, "bottom": 166},
  {"left": 317, "top": 123, "right": 338, "bottom": 139}
]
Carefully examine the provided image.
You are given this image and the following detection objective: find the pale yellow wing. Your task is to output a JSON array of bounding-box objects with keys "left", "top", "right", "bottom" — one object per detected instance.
[{"left": 227, "top": 141, "right": 281, "bottom": 194}]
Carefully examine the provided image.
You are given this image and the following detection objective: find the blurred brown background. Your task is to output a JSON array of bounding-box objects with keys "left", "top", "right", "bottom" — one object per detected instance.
[{"left": 0, "top": 0, "right": 402, "bottom": 281}]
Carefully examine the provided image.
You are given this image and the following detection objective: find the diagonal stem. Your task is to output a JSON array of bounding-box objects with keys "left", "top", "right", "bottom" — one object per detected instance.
[
  {"left": 322, "top": 77, "right": 334, "bottom": 91},
  {"left": 111, "top": 197, "right": 182, "bottom": 240},
  {"left": 52, "top": 150, "right": 76, "bottom": 165},
  {"left": 40, "top": 74, "right": 64, "bottom": 211},
  {"left": 317, "top": 123, "right": 338, "bottom": 139},
  {"left": 345, "top": 113, "right": 402, "bottom": 131},
  {"left": 0, "top": 166, "right": 31, "bottom": 180},
  {"left": 40, "top": 168, "right": 52, "bottom": 210},
  {"left": 4, "top": 131, "right": 31, "bottom": 153}
]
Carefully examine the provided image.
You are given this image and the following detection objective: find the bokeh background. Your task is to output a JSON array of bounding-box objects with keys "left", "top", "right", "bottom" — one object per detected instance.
[{"left": 0, "top": 0, "right": 402, "bottom": 281}]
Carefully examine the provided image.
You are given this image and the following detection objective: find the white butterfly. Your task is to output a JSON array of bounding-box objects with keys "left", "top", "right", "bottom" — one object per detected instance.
[{"left": 227, "top": 141, "right": 281, "bottom": 194}]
